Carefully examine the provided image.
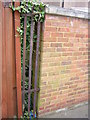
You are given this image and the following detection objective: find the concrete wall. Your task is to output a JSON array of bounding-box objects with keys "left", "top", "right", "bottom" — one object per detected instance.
[
  {"left": 38, "top": 6, "right": 88, "bottom": 116},
  {"left": 64, "top": 0, "right": 88, "bottom": 7},
  {"left": 38, "top": 0, "right": 88, "bottom": 8}
]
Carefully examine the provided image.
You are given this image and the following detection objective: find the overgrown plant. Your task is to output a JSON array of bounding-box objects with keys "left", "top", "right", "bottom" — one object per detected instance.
[{"left": 10, "top": 0, "right": 45, "bottom": 119}]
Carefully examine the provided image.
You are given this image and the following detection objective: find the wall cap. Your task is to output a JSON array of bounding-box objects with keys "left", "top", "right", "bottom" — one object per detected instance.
[{"left": 45, "top": 5, "right": 90, "bottom": 19}]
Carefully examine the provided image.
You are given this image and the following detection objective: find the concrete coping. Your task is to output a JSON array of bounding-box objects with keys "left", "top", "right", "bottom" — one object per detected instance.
[{"left": 45, "top": 5, "right": 90, "bottom": 19}]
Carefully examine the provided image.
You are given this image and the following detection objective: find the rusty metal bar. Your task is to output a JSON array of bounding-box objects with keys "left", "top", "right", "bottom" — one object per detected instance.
[
  {"left": 28, "top": 17, "right": 34, "bottom": 115},
  {"left": 22, "top": 88, "right": 40, "bottom": 94},
  {"left": 21, "top": 12, "right": 40, "bottom": 17},
  {"left": 33, "top": 21, "right": 41, "bottom": 118},
  {"left": 21, "top": 14, "right": 32, "bottom": 17},
  {"left": 22, "top": 16, "right": 27, "bottom": 115}
]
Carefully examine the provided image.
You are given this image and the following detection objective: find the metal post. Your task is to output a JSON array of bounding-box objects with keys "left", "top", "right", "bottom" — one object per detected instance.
[
  {"left": 33, "top": 21, "right": 41, "bottom": 118},
  {"left": 28, "top": 17, "right": 34, "bottom": 115},
  {"left": 22, "top": 15, "right": 27, "bottom": 115}
]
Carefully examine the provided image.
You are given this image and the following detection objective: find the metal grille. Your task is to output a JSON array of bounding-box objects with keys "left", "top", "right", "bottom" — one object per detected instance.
[{"left": 22, "top": 13, "right": 41, "bottom": 118}]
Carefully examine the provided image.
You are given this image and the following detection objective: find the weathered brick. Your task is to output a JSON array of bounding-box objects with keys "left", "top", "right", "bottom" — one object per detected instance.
[
  {"left": 43, "top": 37, "right": 57, "bottom": 42},
  {"left": 58, "top": 38, "right": 68, "bottom": 42},
  {"left": 51, "top": 43, "right": 62, "bottom": 47},
  {"left": 64, "top": 33, "right": 75, "bottom": 38},
  {"left": 51, "top": 33, "right": 63, "bottom": 38},
  {"left": 75, "top": 33, "right": 85, "bottom": 38},
  {"left": 45, "top": 27, "right": 58, "bottom": 32},
  {"left": 58, "top": 28, "right": 70, "bottom": 32},
  {"left": 63, "top": 43, "right": 73, "bottom": 47},
  {"left": 62, "top": 52, "right": 72, "bottom": 56},
  {"left": 61, "top": 61, "right": 71, "bottom": 66}
]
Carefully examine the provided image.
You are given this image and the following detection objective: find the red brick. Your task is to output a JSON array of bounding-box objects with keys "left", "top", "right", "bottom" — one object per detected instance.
[
  {"left": 63, "top": 43, "right": 73, "bottom": 47},
  {"left": 58, "top": 38, "right": 68, "bottom": 42},
  {"left": 51, "top": 33, "right": 63, "bottom": 38},
  {"left": 45, "top": 27, "right": 57, "bottom": 32},
  {"left": 64, "top": 33, "right": 75, "bottom": 37},
  {"left": 51, "top": 43, "right": 62, "bottom": 47}
]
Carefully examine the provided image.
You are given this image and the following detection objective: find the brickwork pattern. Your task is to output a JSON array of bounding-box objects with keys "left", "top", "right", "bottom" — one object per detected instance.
[{"left": 38, "top": 14, "right": 88, "bottom": 116}]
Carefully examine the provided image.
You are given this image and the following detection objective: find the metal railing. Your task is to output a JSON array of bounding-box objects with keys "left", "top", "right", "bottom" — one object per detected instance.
[{"left": 22, "top": 13, "right": 41, "bottom": 118}]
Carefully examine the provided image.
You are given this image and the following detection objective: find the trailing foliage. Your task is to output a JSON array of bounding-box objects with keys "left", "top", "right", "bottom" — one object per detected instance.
[
  {"left": 11, "top": 0, "right": 45, "bottom": 22},
  {"left": 10, "top": 0, "right": 45, "bottom": 119}
]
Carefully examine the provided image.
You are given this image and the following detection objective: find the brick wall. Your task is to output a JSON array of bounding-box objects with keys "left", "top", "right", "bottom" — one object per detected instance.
[{"left": 38, "top": 14, "right": 88, "bottom": 116}]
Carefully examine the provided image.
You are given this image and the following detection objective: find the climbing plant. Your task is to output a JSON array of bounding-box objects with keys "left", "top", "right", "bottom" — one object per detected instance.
[{"left": 10, "top": 0, "right": 45, "bottom": 118}]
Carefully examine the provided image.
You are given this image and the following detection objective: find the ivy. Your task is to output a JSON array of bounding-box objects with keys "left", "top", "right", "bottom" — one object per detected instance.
[
  {"left": 10, "top": 0, "right": 45, "bottom": 22},
  {"left": 10, "top": 0, "right": 45, "bottom": 119}
]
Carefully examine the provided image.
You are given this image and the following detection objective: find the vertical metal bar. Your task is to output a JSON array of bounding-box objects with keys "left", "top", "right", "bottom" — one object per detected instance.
[
  {"left": 33, "top": 21, "right": 41, "bottom": 118},
  {"left": 28, "top": 17, "right": 34, "bottom": 115},
  {"left": 22, "top": 15, "right": 27, "bottom": 115}
]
